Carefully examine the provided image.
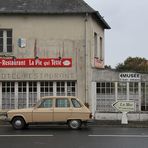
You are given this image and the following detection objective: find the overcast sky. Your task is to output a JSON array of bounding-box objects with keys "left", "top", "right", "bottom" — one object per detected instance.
[{"left": 85, "top": 0, "right": 148, "bottom": 68}]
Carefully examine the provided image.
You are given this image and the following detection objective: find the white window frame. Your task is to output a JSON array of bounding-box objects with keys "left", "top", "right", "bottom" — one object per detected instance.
[{"left": 0, "top": 29, "right": 12, "bottom": 53}]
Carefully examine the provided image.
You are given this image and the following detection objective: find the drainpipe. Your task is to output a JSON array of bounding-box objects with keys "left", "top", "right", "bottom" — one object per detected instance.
[{"left": 85, "top": 13, "right": 88, "bottom": 104}]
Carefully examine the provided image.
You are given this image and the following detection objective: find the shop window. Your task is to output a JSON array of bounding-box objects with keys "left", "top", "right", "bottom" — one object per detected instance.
[
  {"left": 141, "top": 82, "right": 148, "bottom": 111},
  {"left": 40, "top": 82, "right": 53, "bottom": 97},
  {"left": 129, "top": 82, "right": 138, "bottom": 95},
  {"left": 118, "top": 82, "right": 127, "bottom": 96},
  {"left": 67, "top": 82, "right": 76, "bottom": 96},
  {"left": 18, "top": 82, "right": 27, "bottom": 109},
  {"left": 56, "top": 82, "right": 65, "bottom": 96},
  {"left": 2, "top": 82, "right": 15, "bottom": 109},
  {"left": 0, "top": 29, "right": 12, "bottom": 53},
  {"left": 96, "top": 82, "right": 115, "bottom": 95},
  {"left": 28, "top": 82, "right": 37, "bottom": 107}
]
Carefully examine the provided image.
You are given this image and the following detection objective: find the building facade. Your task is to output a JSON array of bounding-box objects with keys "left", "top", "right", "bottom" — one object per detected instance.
[
  {"left": 93, "top": 69, "right": 148, "bottom": 121},
  {"left": 0, "top": 0, "right": 110, "bottom": 111}
]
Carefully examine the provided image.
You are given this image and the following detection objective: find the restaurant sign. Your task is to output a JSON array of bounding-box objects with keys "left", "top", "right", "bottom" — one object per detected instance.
[{"left": 0, "top": 58, "right": 72, "bottom": 68}]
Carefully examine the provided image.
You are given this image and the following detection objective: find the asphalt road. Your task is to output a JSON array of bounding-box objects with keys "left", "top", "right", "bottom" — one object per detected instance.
[{"left": 0, "top": 124, "right": 148, "bottom": 148}]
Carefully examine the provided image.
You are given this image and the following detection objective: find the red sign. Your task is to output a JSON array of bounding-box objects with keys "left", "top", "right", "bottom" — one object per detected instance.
[{"left": 0, "top": 58, "right": 72, "bottom": 68}]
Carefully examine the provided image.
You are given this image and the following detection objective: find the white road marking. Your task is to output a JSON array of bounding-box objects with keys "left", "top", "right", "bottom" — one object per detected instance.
[
  {"left": 0, "top": 135, "right": 54, "bottom": 137},
  {"left": 88, "top": 135, "right": 148, "bottom": 138}
]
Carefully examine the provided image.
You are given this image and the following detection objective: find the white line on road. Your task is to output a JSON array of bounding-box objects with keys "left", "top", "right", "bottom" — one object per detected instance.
[
  {"left": 0, "top": 135, "right": 54, "bottom": 137},
  {"left": 88, "top": 135, "right": 148, "bottom": 138}
]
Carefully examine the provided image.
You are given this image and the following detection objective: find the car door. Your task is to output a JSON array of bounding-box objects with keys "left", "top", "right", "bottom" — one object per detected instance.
[
  {"left": 32, "top": 98, "right": 53, "bottom": 122},
  {"left": 54, "top": 98, "right": 72, "bottom": 122}
]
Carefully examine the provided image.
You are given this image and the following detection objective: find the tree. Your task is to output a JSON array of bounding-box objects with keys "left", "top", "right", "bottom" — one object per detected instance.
[
  {"left": 104, "top": 65, "right": 112, "bottom": 69},
  {"left": 116, "top": 57, "right": 148, "bottom": 73}
]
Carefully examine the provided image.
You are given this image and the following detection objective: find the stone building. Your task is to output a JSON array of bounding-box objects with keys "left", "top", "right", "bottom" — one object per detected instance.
[{"left": 0, "top": 0, "right": 110, "bottom": 112}]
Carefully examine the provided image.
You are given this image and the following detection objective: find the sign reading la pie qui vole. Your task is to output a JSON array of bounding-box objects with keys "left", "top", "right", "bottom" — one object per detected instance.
[{"left": 0, "top": 58, "right": 72, "bottom": 68}]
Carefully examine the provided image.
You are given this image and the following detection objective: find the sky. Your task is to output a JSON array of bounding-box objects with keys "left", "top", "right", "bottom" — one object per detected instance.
[{"left": 85, "top": 0, "right": 148, "bottom": 68}]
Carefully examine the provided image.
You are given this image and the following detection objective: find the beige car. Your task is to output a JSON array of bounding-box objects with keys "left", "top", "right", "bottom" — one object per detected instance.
[{"left": 4, "top": 96, "right": 92, "bottom": 130}]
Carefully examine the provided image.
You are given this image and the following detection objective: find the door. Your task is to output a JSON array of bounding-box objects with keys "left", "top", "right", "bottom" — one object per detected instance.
[
  {"left": 32, "top": 98, "right": 53, "bottom": 122},
  {"left": 54, "top": 98, "right": 72, "bottom": 122}
]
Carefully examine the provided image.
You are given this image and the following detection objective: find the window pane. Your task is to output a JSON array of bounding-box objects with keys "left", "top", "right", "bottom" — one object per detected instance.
[
  {"left": 71, "top": 99, "right": 81, "bottom": 108},
  {"left": 39, "top": 99, "right": 53, "bottom": 108},
  {"left": 0, "top": 46, "right": 3, "bottom": 52},
  {"left": 7, "top": 30, "right": 12, "bottom": 37},
  {"left": 7, "top": 38, "right": 12, "bottom": 44},
  {"left": 7, "top": 45, "right": 12, "bottom": 52},
  {"left": 56, "top": 98, "right": 70, "bottom": 108},
  {"left": 0, "top": 31, "right": 3, "bottom": 37},
  {"left": 0, "top": 38, "right": 3, "bottom": 44}
]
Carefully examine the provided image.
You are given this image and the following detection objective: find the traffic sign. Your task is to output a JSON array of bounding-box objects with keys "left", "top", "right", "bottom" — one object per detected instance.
[{"left": 112, "top": 101, "right": 135, "bottom": 112}]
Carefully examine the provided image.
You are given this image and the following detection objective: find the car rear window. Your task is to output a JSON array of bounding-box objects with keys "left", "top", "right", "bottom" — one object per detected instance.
[{"left": 71, "top": 98, "right": 82, "bottom": 108}]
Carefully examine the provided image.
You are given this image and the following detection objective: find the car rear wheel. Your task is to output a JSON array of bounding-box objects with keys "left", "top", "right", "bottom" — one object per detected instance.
[
  {"left": 68, "top": 120, "right": 81, "bottom": 130},
  {"left": 12, "top": 117, "right": 26, "bottom": 130}
]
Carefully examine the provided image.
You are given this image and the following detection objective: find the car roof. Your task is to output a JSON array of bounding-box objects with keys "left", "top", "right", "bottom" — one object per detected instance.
[{"left": 41, "top": 96, "right": 77, "bottom": 99}]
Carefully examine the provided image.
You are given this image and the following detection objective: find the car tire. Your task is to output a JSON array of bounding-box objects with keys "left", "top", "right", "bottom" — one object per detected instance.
[
  {"left": 12, "top": 117, "right": 26, "bottom": 130},
  {"left": 68, "top": 120, "right": 81, "bottom": 130}
]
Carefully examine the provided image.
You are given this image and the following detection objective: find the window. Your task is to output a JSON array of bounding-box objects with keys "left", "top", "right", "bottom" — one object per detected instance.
[
  {"left": 96, "top": 82, "right": 115, "bottom": 95},
  {"left": 40, "top": 82, "right": 53, "bottom": 97},
  {"left": 39, "top": 99, "right": 53, "bottom": 108},
  {"left": 18, "top": 82, "right": 27, "bottom": 109},
  {"left": 129, "top": 82, "right": 138, "bottom": 95},
  {"left": 94, "top": 32, "right": 98, "bottom": 57},
  {"left": 56, "top": 98, "right": 70, "bottom": 108},
  {"left": 118, "top": 82, "right": 127, "bottom": 96},
  {"left": 141, "top": 82, "right": 148, "bottom": 111},
  {"left": 67, "top": 82, "right": 76, "bottom": 96},
  {"left": 2, "top": 82, "right": 15, "bottom": 109},
  {"left": 100, "top": 37, "right": 103, "bottom": 60},
  {"left": 0, "top": 29, "right": 12, "bottom": 53},
  {"left": 29, "top": 82, "right": 37, "bottom": 107},
  {"left": 56, "top": 82, "right": 65, "bottom": 96},
  {"left": 71, "top": 99, "right": 82, "bottom": 108}
]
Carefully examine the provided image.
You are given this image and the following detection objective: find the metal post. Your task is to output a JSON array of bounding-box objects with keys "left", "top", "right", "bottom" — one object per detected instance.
[
  {"left": 127, "top": 82, "right": 129, "bottom": 101},
  {"left": 26, "top": 82, "right": 29, "bottom": 108},
  {"left": 91, "top": 82, "right": 96, "bottom": 116},
  {"left": 138, "top": 82, "right": 141, "bottom": 112},
  {"left": 37, "top": 82, "right": 40, "bottom": 101},
  {"left": 115, "top": 82, "right": 118, "bottom": 101},
  {"left": 15, "top": 82, "right": 18, "bottom": 109}
]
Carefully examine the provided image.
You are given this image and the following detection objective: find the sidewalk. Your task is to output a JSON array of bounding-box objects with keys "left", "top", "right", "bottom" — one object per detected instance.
[{"left": 89, "top": 120, "right": 148, "bottom": 128}]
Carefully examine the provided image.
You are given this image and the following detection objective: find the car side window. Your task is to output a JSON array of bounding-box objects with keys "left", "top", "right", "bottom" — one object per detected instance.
[
  {"left": 56, "top": 98, "right": 70, "bottom": 108},
  {"left": 71, "top": 99, "right": 82, "bottom": 108},
  {"left": 39, "top": 99, "right": 53, "bottom": 108}
]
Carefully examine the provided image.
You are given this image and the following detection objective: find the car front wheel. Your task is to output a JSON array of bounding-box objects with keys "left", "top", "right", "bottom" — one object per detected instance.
[
  {"left": 11, "top": 117, "right": 26, "bottom": 130},
  {"left": 68, "top": 120, "right": 81, "bottom": 130}
]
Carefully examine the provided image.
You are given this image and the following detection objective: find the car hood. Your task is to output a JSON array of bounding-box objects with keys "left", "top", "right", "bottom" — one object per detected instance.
[{"left": 7, "top": 108, "right": 34, "bottom": 113}]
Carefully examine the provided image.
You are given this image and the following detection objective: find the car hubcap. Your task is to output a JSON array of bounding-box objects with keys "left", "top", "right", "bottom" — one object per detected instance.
[
  {"left": 71, "top": 120, "right": 79, "bottom": 128},
  {"left": 15, "top": 120, "right": 22, "bottom": 126}
]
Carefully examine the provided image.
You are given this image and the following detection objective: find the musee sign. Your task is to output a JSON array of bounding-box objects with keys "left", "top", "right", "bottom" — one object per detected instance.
[{"left": 119, "top": 73, "right": 141, "bottom": 81}]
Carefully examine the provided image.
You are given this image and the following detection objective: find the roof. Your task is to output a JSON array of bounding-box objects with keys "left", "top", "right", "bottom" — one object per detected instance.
[{"left": 0, "top": 0, "right": 110, "bottom": 29}]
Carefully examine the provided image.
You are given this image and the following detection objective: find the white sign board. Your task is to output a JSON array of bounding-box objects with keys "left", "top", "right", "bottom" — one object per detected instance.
[
  {"left": 119, "top": 73, "right": 141, "bottom": 82},
  {"left": 112, "top": 101, "right": 135, "bottom": 112}
]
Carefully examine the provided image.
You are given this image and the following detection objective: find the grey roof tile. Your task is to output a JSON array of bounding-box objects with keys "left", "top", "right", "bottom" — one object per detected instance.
[{"left": 0, "top": 0, "right": 110, "bottom": 29}]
